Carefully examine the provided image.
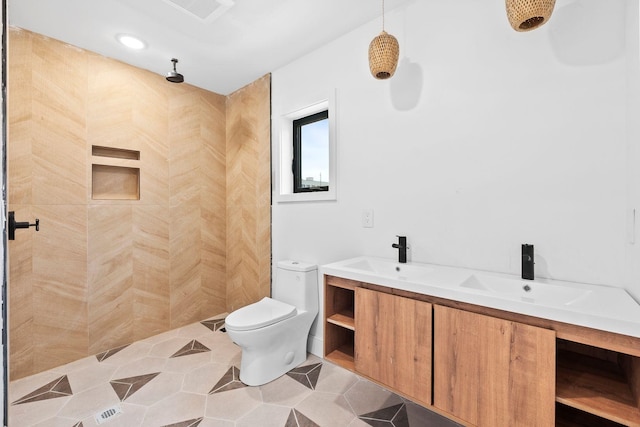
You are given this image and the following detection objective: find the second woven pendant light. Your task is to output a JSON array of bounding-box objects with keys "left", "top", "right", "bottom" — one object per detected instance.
[
  {"left": 368, "top": 0, "right": 399, "bottom": 80},
  {"left": 506, "top": 0, "right": 556, "bottom": 32}
]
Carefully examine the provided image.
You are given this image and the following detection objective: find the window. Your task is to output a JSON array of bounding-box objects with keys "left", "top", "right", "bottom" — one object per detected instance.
[
  {"left": 293, "top": 110, "right": 329, "bottom": 193},
  {"left": 275, "top": 93, "right": 336, "bottom": 203}
]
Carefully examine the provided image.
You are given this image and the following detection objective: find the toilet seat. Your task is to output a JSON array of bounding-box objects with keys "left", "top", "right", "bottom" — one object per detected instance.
[{"left": 225, "top": 297, "right": 297, "bottom": 331}]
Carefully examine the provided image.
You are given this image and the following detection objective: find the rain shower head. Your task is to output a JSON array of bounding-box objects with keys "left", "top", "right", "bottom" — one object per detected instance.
[{"left": 166, "top": 58, "right": 184, "bottom": 83}]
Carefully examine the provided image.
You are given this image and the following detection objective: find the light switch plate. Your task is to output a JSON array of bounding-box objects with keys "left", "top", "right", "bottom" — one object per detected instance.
[{"left": 362, "top": 209, "right": 374, "bottom": 228}]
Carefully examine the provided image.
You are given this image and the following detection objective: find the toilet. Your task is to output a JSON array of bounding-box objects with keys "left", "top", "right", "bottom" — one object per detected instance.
[{"left": 225, "top": 260, "right": 318, "bottom": 386}]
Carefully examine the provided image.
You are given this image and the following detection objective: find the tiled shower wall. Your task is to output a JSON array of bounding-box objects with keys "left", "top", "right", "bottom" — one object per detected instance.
[
  {"left": 226, "top": 76, "right": 271, "bottom": 313},
  {"left": 7, "top": 27, "right": 271, "bottom": 380}
]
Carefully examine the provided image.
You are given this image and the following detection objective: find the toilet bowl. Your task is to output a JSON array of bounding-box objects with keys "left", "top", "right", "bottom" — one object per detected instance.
[{"left": 225, "top": 260, "right": 318, "bottom": 386}]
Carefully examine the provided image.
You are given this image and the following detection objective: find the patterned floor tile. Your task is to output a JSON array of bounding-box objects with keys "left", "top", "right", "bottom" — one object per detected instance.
[
  {"left": 183, "top": 362, "right": 232, "bottom": 395},
  {"left": 260, "top": 372, "right": 313, "bottom": 407},
  {"left": 197, "top": 419, "right": 234, "bottom": 427},
  {"left": 9, "top": 395, "right": 73, "bottom": 426},
  {"left": 162, "top": 416, "right": 203, "bottom": 427},
  {"left": 359, "top": 403, "right": 409, "bottom": 427},
  {"left": 208, "top": 335, "right": 241, "bottom": 367},
  {"left": 209, "top": 366, "right": 245, "bottom": 393},
  {"left": 205, "top": 386, "right": 262, "bottom": 421},
  {"left": 8, "top": 316, "right": 460, "bottom": 427},
  {"left": 96, "top": 344, "right": 130, "bottom": 362},
  {"left": 201, "top": 318, "right": 226, "bottom": 332},
  {"left": 164, "top": 351, "right": 212, "bottom": 375},
  {"left": 313, "top": 360, "right": 359, "bottom": 394},
  {"left": 404, "top": 399, "right": 462, "bottom": 427},
  {"left": 58, "top": 383, "right": 120, "bottom": 421},
  {"left": 124, "top": 371, "right": 184, "bottom": 406},
  {"left": 236, "top": 403, "right": 291, "bottom": 427},
  {"left": 66, "top": 362, "right": 118, "bottom": 395},
  {"left": 111, "top": 356, "right": 167, "bottom": 380},
  {"left": 294, "top": 392, "right": 356, "bottom": 426},
  {"left": 285, "top": 409, "right": 320, "bottom": 427},
  {"left": 286, "top": 362, "right": 322, "bottom": 390},
  {"left": 12, "top": 375, "right": 72, "bottom": 405},
  {"left": 94, "top": 402, "right": 148, "bottom": 427},
  {"left": 96, "top": 341, "right": 154, "bottom": 366},
  {"left": 110, "top": 372, "right": 160, "bottom": 401},
  {"left": 171, "top": 340, "right": 211, "bottom": 357},
  {"left": 344, "top": 380, "right": 403, "bottom": 416},
  {"left": 142, "top": 392, "right": 207, "bottom": 427}
]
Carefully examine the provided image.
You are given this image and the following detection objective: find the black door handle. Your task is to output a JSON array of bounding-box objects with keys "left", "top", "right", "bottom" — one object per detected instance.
[{"left": 8, "top": 211, "right": 39, "bottom": 240}]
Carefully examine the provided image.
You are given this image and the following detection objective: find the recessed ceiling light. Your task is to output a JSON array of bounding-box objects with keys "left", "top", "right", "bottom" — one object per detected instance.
[{"left": 116, "top": 34, "right": 146, "bottom": 50}]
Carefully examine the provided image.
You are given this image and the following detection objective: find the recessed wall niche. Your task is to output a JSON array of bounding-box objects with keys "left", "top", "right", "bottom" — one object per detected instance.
[{"left": 91, "top": 146, "right": 141, "bottom": 200}]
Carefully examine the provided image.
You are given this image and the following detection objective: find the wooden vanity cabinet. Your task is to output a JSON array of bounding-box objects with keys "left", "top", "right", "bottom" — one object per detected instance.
[
  {"left": 354, "top": 287, "right": 432, "bottom": 407},
  {"left": 433, "top": 305, "right": 556, "bottom": 427},
  {"left": 323, "top": 274, "right": 640, "bottom": 426}
]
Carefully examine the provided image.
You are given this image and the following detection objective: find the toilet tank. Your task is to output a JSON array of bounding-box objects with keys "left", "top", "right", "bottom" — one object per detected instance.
[{"left": 273, "top": 260, "right": 318, "bottom": 313}]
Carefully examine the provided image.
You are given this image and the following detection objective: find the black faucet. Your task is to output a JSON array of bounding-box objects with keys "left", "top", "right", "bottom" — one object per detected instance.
[
  {"left": 392, "top": 236, "right": 408, "bottom": 263},
  {"left": 522, "top": 244, "right": 534, "bottom": 280}
]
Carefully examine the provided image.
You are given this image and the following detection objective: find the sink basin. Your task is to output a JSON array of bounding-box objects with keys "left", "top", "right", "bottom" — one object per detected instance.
[
  {"left": 322, "top": 256, "right": 640, "bottom": 338},
  {"left": 460, "top": 274, "right": 593, "bottom": 306},
  {"left": 340, "top": 258, "right": 434, "bottom": 281}
]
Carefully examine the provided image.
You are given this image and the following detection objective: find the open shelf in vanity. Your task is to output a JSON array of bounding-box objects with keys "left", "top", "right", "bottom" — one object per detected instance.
[
  {"left": 556, "top": 339, "right": 640, "bottom": 426},
  {"left": 324, "top": 276, "right": 356, "bottom": 371}
]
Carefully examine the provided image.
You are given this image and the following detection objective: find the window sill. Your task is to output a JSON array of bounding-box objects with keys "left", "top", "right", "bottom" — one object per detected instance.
[{"left": 276, "top": 189, "right": 336, "bottom": 203}]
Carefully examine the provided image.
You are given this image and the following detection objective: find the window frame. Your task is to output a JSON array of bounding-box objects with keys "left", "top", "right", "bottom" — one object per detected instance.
[
  {"left": 293, "top": 110, "right": 329, "bottom": 193},
  {"left": 275, "top": 93, "right": 337, "bottom": 203}
]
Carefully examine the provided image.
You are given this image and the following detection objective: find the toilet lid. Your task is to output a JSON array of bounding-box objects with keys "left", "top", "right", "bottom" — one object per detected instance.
[{"left": 225, "top": 297, "right": 297, "bottom": 331}]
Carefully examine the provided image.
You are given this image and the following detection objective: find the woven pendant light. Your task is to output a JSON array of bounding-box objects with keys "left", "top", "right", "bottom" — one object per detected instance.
[
  {"left": 368, "top": 0, "right": 399, "bottom": 79},
  {"left": 506, "top": 0, "right": 556, "bottom": 32}
]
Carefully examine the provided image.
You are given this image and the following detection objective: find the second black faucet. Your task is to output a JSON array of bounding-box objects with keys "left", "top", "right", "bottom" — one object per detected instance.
[
  {"left": 392, "top": 235, "right": 408, "bottom": 263},
  {"left": 522, "top": 243, "right": 534, "bottom": 280}
]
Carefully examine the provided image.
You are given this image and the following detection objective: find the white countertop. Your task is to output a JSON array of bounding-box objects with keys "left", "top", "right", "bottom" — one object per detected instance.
[{"left": 321, "top": 256, "right": 640, "bottom": 339}]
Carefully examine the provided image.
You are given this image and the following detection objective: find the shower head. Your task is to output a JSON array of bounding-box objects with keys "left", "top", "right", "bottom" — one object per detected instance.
[{"left": 166, "top": 58, "right": 184, "bottom": 83}]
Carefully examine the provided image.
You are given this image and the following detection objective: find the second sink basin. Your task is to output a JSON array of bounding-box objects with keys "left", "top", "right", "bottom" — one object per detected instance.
[
  {"left": 340, "top": 257, "right": 434, "bottom": 281},
  {"left": 460, "top": 273, "right": 593, "bottom": 306}
]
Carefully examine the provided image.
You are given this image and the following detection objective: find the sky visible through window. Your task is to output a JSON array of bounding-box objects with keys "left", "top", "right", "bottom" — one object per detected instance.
[{"left": 301, "top": 118, "right": 329, "bottom": 185}]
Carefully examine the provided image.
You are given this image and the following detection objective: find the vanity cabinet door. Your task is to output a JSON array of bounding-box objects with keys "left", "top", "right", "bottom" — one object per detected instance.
[
  {"left": 355, "top": 287, "right": 432, "bottom": 407},
  {"left": 433, "top": 305, "right": 556, "bottom": 427}
]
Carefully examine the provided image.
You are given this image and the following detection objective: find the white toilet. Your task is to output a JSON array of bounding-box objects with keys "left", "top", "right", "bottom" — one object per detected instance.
[{"left": 225, "top": 260, "right": 318, "bottom": 386}]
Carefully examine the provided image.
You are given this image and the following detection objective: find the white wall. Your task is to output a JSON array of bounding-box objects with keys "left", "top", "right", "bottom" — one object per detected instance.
[{"left": 272, "top": 0, "right": 639, "bottom": 353}]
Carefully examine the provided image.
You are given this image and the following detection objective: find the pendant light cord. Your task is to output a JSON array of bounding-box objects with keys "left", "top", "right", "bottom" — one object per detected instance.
[{"left": 382, "top": 0, "right": 385, "bottom": 31}]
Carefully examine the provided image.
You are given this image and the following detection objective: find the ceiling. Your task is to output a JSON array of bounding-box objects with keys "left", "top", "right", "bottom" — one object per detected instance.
[{"left": 9, "top": 0, "right": 410, "bottom": 95}]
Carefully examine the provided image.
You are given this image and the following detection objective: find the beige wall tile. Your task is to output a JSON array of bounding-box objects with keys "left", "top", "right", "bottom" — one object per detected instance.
[
  {"left": 169, "top": 89, "right": 203, "bottom": 208},
  {"left": 8, "top": 28, "right": 33, "bottom": 206},
  {"left": 32, "top": 205, "right": 87, "bottom": 295},
  {"left": 88, "top": 205, "right": 134, "bottom": 355},
  {"left": 139, "top": 133, "right": 169, "bottom": 205},
  {"left": 133, "top": 205, "right": 170, "bottom": 339},
  {"left": 32, "top": 205, "right": 88, "bottom": 374},
  {"left": 170, "top": 204, "right": 202, "bottom": 327},
  {"left": 33, "top": 287, "right": 88, "bottom": 373},
  {"left": 131, "top": 66, "right": 170, "bottom": 147},
  {"left": 87, "top": 55, "right": 135, "bottom": 147},
  {"left": 201, "top": 91, "right": 227, "bottom": 319},
  {"left": 226, "top": 75, "right": 271, "bottom": 312},
  {"left": 201, "top": 203, "right": 227, "bottom": 318},
  {"left": 31, "top": 35, "right": 88, "bottom": 205},
  {"left": 8, "top": 205, "right": 34, "bottom": 380}
]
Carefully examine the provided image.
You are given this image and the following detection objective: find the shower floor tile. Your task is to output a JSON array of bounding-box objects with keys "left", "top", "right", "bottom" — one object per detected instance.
[{"left": 8, "top": 316, "right": 461, "bottom": 427}]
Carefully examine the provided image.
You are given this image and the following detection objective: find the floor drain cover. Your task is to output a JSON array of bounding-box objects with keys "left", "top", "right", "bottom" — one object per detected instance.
[{"left": 94, "top": 404, "right": 122, "bottom": 424}]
